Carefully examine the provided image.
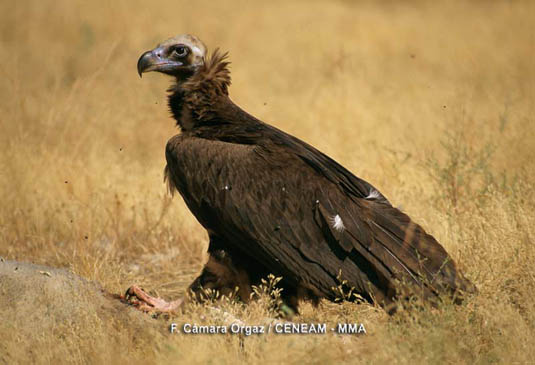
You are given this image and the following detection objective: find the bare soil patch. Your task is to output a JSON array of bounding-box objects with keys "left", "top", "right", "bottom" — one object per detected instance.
[{"left": 0, "top": 260, "right": 162, "bottom": 364}]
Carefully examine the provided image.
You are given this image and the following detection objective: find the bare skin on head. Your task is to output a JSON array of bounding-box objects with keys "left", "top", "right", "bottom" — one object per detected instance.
[{"left": 136, "top": 34, "right": 206, "bottom": 78}]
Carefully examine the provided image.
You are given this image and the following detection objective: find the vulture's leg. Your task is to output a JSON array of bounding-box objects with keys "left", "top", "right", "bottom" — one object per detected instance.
[
  {"left": 187, "top": 246, "right": 253, "bottom": 303},
  {"left": 204, "top": 237, "right": 324, "bottom": 315}
]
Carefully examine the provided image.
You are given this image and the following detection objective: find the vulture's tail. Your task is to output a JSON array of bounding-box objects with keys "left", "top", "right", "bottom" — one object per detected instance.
[{"left": 365, "top": 202, "right": 477, "bottom": 303}]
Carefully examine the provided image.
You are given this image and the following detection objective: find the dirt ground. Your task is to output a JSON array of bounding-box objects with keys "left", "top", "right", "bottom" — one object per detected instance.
[{"left": 0, "top": 260, "right": 165, "bottom": 363}]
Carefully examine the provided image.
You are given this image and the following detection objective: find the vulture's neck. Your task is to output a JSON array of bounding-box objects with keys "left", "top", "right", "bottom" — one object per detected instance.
[{"left": 168, "top": 50, "right": 232, "bottom": 131}]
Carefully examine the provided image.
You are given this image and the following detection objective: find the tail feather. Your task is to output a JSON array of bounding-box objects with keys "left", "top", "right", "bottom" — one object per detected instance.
[{"left": 367, "top": 202, "right": 477, "bottom": 297}]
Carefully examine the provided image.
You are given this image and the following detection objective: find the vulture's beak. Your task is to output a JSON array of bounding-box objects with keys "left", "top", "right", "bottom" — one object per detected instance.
[
  {"left": 137, "top": 46, "right": 183, "bottom": 77},
  {"left": 137, "top": 50, "right": 157, "bottom": 77}
]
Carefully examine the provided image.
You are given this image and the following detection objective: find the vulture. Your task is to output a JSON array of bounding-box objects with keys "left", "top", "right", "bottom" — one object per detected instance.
[{"left": 127, "top": 34, "right": 475, "bottom": 315}]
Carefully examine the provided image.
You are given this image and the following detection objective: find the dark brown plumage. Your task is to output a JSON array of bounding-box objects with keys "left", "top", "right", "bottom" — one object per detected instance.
[{"left": 131, "top": 34, "right": 476, "bottom": 314}]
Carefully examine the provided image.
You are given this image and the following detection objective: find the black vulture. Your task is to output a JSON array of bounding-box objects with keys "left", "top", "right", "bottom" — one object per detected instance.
[{"left": 127, "top": 34, "right": 475, "bottom": 314}]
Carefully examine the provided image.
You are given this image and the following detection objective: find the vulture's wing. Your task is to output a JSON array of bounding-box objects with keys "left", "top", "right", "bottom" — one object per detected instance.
[
  {"left": 208, "top": 108, "right": 391, "bottom": 206},
  {"left": 165, "top": 132, "right": 475, "bottom": 305},
  {"left": 272, "top": 131, "right": 392, "bottom": 205}
]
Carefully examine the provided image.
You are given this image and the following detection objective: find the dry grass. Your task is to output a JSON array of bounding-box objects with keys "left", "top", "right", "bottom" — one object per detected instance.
[{"left": 1, "top": 0, "right": 534, "bottom": 363}]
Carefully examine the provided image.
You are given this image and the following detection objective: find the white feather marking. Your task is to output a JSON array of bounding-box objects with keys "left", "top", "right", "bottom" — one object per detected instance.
[
  {"left": 366, "top": 189, "right": 381, "bottom": 200},
  {"left": 331, "top": 214, "right": 345, "bottom": 232}
]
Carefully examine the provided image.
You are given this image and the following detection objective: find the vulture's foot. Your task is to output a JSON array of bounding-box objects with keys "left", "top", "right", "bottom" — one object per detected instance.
[{"left": 124, "top": 285, "right": 183, "bottom": 314}]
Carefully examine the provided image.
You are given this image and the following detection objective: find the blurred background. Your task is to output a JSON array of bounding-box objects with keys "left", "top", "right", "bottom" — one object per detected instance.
[{"left": 0, "top": 0, "right": 534, "bottom": 363}]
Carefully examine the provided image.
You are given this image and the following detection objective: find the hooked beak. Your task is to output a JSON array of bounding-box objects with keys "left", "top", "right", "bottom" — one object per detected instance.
[{"left": 137, "top": 47, "right": 183, "bottom": 77}]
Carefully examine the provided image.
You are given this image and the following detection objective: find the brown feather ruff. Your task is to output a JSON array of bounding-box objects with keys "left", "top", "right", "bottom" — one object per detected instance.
[
  {"left": 181, "top": 49, "right": 231, "bottom": 123},
  {"left": 183, "top": 49, "right": 231, "bottom": 95}
]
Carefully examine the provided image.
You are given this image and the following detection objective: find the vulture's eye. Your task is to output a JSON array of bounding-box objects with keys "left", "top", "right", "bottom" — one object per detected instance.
[{"left": 173, "top": 46, "right": 188, "bottom": 58}]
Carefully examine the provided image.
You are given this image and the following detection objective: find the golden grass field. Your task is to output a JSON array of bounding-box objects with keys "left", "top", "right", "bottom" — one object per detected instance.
[{"left": 1, "top": 0, "right": 534, "bottom": 363}]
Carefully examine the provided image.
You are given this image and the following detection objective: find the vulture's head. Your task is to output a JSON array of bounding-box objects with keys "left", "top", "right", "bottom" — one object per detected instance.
[{"left": 137, "top": 34, "right": 207, "bottom": 79}]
